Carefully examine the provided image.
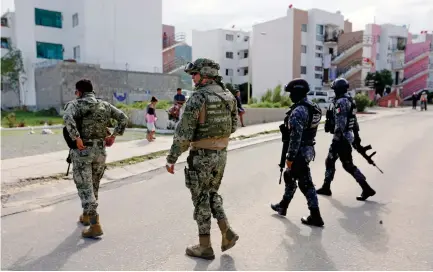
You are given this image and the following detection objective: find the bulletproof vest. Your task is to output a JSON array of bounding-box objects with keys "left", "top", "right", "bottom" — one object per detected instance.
[
  {"left": 282, "top": 100, "right": 322, "bottom": 145},
  {"left": 193, "top": 84, "right": 235, "bottom": 141},
  {"left": 63, "top": 97, "right": 109, "bottom": 149},
  {"left": 324, "top": 96, "right": 356, "bottom": 133}
]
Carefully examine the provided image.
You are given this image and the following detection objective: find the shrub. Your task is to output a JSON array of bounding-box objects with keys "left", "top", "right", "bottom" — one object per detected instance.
[
  {"left": 354, "top": 93, "right": 371, "bottom": 112},
  {"left": 5, "top": 113, "right": 16, "bottom": 128}
]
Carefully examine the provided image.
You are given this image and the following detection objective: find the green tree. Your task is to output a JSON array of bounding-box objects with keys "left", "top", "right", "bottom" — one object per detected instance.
[
  {"left": 365, "top": 69, "right": 393, "bottom": 96},
  {"left": 1, "top": 48, "right": 25, "bottom": 106},
  {"left": 224, "top": 83, "right": 236, "bottom": 95}
]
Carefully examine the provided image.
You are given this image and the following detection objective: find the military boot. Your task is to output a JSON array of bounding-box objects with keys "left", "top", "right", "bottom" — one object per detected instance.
[
  {"left": 316, "top": 182, "right": 332, "bottom": 196},
  {"left": 217, "top": 219, "right": 239, "bottom": 252},
  {"left": 356, "top": 183, "right": 376, "bottom": 201},
  {"left": 82, "top": 214, "right": 103, "bottom": 238},
  {"left": 271, "top": 199, "right": 289, "bottom": 216},
  {"left": 185, "top": 235, "right": 215, "bottom": 260},
  {"left": 79, "top": 211, "right": 90, "bottom": 226},
  {"left": 301, "top": 208, "right": 324, "bottom": 227}
]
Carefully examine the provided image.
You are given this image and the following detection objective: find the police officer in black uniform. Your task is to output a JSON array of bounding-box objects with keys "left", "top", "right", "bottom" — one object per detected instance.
[
  {"left": 317, "top": 78, "right": 376, "bottom": 201},
  {"left": 271, "top": 78, "right": 324, "bottom": 227}
]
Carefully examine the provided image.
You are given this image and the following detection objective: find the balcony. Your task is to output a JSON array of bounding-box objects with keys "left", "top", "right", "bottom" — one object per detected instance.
[
  {"left": 324, "top": 25, "right": 342, "bottom": 45},
  {"left": 162, "top": 32, "right": 187, "bottom": 53},
  {"left": 391, "top": 60, "right": 404, "bottom": 70}
]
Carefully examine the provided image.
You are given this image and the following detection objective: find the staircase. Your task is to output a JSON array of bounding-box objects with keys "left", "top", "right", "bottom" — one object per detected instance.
[
  {"left": 377, "top": 89, "right": 402, "bottom": 107},
  {"left": 400, "top": 41, "right": 432, "bottom": 100},
  {"left": 162, "top": 32, "right": 187, "bottom": 53},
  {"left": 163, "top": 56, "right": 189, "bottom": 74},
  {"left": 332, "top": 35, "right": 377, "bottom": 65}
]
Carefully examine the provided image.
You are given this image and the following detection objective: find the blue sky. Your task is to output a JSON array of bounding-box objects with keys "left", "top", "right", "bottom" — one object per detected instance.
[{"left": 2, "top": 0, "right": 432, "bottom": 45}]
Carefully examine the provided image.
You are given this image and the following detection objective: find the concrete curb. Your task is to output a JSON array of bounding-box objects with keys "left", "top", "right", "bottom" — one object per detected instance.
[{"left": 0, "top": 108, "right": 412, "bottom": 217}]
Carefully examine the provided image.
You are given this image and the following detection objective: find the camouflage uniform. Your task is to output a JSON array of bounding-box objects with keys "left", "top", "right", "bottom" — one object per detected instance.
[
  {"left": 166, "top": 58, "right": 239, "bottom": 260},
  {"left": 271, "top": 78, "right": 324, "bottom": 227},
  {"left": 317, "top": 79, "right": 376, "bottom": 201},
  {"left": 63, "top": 92, "right": 128, "bottom": 238}
]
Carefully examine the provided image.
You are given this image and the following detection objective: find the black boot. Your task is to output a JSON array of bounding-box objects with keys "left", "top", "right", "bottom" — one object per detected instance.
[
  {"left": 316, "top": 182, "right": 332, "bottom": 196},
  {"left": 271, "top": 199, "right": 289, "bottom": 216},
  {"left": 356, "top": 183, "right": 376, "bottom": 201},
  {"left": 301, "top": 208, "right": 324, "bottom": 227}
]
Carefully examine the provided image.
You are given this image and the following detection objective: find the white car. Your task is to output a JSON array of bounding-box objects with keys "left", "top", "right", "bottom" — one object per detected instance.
[{"left": 307, "top": 90, "right": 335, "bottom": 103}]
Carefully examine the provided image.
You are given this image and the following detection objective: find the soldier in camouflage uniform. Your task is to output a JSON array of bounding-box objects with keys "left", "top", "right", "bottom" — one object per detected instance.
[
  {"left": 316, "top": 78, "right": 376, "bottom": 201},
  {"left": 63, "top": 79, "right": 128, "bottom": 238},
  {"left": 165, "top": 58, "right": 239, "bottom": 260},
  {"left": 271, "top": 78, "right": 325, "bottom": 227}
]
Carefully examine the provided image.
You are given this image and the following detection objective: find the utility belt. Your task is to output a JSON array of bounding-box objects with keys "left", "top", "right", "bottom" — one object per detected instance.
[
  {"left": 190, "top": 148, "right": 226, "bottom": 156},
  {"left": 190, "top": 137, "right": 229, "bottom": 151},
  {"left": 82, "top": 138, "right": 105, "bottom": 148}
]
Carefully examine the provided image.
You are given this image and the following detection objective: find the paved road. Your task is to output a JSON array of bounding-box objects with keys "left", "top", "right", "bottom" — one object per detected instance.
[{"left": 2, "top": 110, "right": 432, "bottom": 270}]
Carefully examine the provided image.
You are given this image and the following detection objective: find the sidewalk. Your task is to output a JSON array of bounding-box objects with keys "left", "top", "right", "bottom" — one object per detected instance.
[
  {"left": 1, "top": 121, "right": 283, "bottom": 184},
  {"left": 1, "top": 107, "right": 412, "bottom": 185}
]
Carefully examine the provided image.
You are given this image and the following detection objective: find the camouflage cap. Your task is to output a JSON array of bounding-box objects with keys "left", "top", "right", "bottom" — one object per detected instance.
[{"left": 184, "top": 58, "right": 220, "bottom": 77}]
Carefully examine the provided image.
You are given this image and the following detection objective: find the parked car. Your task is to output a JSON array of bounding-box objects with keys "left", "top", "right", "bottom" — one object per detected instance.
[{"left": 307, "top": 90, "right": 335, "bottom": 103}]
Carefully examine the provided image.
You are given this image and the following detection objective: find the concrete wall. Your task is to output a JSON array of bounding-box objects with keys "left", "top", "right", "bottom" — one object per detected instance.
[{"left": 34, "top": 62, "right": 181, "bottom": 110}]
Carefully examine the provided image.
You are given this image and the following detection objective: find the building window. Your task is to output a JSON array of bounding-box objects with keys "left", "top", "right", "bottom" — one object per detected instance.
[
  {"left": 316, "top": 45, "right": 323, "bottom": 51},
  {"left": 316, "top": 24, "right": 324, "bottom": 35},
  {"left": 315, "top": 66, "right": 323, "bottom": 72},
  {"left": 243, "top": 67, "right": 249, "bottom": 76},
  {"left": 315, "top": 53, "right": 323, "bottom": 58},
  {"left": 315, "top": 73, "right": 323, "bottom": 79},
  {"left": 1, "top": 18, "right": 8, "bottom": 27},
  {"left": 36, "top": 41, "right": 63, "bottom": 59},
  {"left": 301, "top": 66, "right": 307, "bottom": 74},
  {"left": 1, "top": 37, "right": 10, "bottom": 49},
  {"left": 225, "top": 69, "right": 233, "bottom": 76},
  {"left": 73, "top": 46, "right": 80, "bottom": 60},
  {"left": 226, "top": 34, "right": 234, "bottom": 41},
  {"left": 301, "top": 45, "right": 307, "bottom": 54},
  {"left": 244, "top": 36, "right": 249, "bottom": 42},
  {"left": 301, "top": 24, "right": 307, "bottom": 32},
  {"left": 35, "top": 8, "right": 62, "bottom": 28},
  {"left": 72, "top": 13, "right": 79, "bottom": 27},
  {"left": 226, "top": 51, "right": 233, "bottom": 59}
]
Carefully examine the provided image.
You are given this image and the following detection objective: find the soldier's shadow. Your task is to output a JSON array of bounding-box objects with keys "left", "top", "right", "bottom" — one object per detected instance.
[
  {"left": 7, "top": 225, "right": 99, "bottom": 271},
  {"left": 191, "top": 253, "right": 237, "bottom": 271},
  {"left": 273, "top": 214, "right": 337, "bottom": 271},
  {"left": 326, "top": 198, "right": 390, "bottom": 253}
]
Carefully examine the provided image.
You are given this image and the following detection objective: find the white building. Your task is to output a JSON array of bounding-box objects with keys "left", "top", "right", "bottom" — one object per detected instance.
[
  {"left": 251, "top": 7, "right": 352, "bottom": 99},
  {"left": 192, "top": 29, "right": 250, "bottom": 87},
  {"left": 1, "top": 0, "right": 162, "bottom": 108},
  {"left": 376, "top": 24, "right": 409, "bottom": 72}
]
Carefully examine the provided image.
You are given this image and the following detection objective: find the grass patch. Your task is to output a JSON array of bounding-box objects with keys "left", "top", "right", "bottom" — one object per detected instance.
[
  {"left": 1, "top": 109, "right": 63, "bottom": 127},
  {"left": 106, "top": 150, "right": 170, "bottom": 169}
]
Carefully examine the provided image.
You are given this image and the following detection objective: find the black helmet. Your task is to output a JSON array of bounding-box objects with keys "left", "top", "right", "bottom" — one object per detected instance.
[
  {"left": 284, "top": 78, "right": 310, "bottom": 103},
  {"left": 331, "top": 78, "right": 349, "bottom": 96}
]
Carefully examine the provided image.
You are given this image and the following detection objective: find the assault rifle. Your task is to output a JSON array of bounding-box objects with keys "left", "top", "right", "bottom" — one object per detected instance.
[
  {"left": 353, "top": 131, "right": 383, "bottom": 173},
  {"left": 278, "top": 123, "right": 290, "bottom": 184}
]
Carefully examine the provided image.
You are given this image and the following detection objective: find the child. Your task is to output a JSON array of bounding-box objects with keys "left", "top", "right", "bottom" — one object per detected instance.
[{"left": 146, "top": 96, "right": 158, "bottom": 141}]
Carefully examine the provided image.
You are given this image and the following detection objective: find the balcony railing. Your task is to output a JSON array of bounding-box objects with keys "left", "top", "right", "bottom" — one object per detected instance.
[
  {"left": 336, "top": 58, "right": 363, "bottom": 77},
  {"left": 324, "top": 30, "right": 341, "bottom": 43},
  {"left": 391, "top": 61, "right": 405, "bottom": 70},
  {"left": 335, "top": 34, "right": 378, "bottom": 58},
  {"left": 162, "top": 32, "right": 186, "bottom": 50}
]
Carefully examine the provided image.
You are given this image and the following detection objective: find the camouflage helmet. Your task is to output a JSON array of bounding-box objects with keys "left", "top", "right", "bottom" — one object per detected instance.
[{"left": 184, "top": 58, "right": 220, "bottom": 77}]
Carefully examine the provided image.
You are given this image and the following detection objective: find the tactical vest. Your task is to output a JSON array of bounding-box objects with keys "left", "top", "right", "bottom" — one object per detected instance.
[
  {"left": 324, "top": 96, "right": 356, "bottom": 134},
  {"left": 63, "top": 98, "right": 109, "bottom": 149},
  {"left": 282, "top": 100, "right": 322, "bottom": 146},
  {"left": 193, "top": 85, "right": 234, "bottom": 141}
]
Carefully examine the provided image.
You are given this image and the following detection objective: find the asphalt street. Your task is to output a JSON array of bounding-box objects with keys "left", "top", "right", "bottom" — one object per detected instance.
[{"left": 2, "top": 110, "right": 433, "bottom": 271}]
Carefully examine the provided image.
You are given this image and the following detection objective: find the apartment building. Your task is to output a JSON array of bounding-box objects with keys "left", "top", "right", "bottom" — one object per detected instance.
[
  {"left": 1, "top": 0, "right": 162, "bottom": 108},
  {"left": 251, "top": 7, "right": 352, "bottom": 99},
  {"left": 331, "top": 24, "right": 405, "bottom": 92},
  {"left": 192, "top": 28, "right": 250, "bottom": 87}
]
